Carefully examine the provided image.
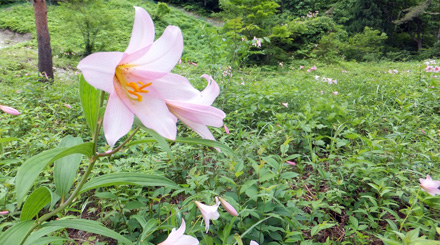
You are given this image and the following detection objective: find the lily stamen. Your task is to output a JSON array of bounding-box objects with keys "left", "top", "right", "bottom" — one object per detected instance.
[{"left": 125, "top": 81, "right": 152, "bottom": 102}]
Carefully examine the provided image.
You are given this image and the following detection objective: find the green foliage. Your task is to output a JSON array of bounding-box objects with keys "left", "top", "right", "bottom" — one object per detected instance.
[
  {"left": 58, "top": 0, "right": 117, "bottom": 56},
  {"left": 153, "top": 2, "right": 171, "bottom": 20},
  {"left": 276, "top": 0, "right": 338, "bottom": 17},
  {"left": 220, "top": 0, "right": 279, "bottom": 42},
  {"left": 346, "top": 26, "right": 388, "bottom": 61},
  {"left": 2, "top": 1, "right": 440, "bottom": 244},
  {"left": 313, "top": 31, "right": 348, "bottom": 61}
]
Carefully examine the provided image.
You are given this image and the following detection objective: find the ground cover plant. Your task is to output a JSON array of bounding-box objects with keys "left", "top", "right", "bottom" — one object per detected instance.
[{"left": 1, "top": 1, "right": 440, "bottom": 244}]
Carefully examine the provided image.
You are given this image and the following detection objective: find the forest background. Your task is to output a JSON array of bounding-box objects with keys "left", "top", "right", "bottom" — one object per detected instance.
[{"left": 1, "top": 0, "right": 440, "bottom": 244}]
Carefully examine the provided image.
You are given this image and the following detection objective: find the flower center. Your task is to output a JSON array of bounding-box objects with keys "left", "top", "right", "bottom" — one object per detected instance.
[{"left": 115, "top": 65, "right": 152, "bottom": 102}]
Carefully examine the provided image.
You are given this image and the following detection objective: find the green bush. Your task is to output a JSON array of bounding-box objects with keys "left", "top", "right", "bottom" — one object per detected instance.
[
  {"left": 344, "top": 26, "right": 387, "bottom": 61},
  {"left": 153, "top": 2, "right": 171, "bottom": 20},
  {"left": 58, "top": 0, "right": 117, "bottom": 56},
  {"left": 314, "top": 30, "right": 348, "bottom": 62}
]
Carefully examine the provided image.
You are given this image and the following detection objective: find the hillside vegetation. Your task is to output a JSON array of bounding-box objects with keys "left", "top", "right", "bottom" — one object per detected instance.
[{"left": 1, "top": 1, "right": 440, "bottom": 244}]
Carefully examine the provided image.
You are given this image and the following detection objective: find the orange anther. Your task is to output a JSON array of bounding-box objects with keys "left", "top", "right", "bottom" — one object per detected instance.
[{"left": 125, "top": 81, "right": 152, "bottom": 102}]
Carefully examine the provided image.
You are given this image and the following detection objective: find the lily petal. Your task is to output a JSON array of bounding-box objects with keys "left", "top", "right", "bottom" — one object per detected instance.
[
  {"left": 420, "top": 175, "right": 440, "bottom": 196},
  {"left": 158, "top": 219, "right": 199, "bottom": 245},
  {"left": 117, "top": 89, "right": 177, "bottom": 140},
  {"left": 103, "top": 92, "right": 134, "bottom": 148},
  {"left": 167, "top": 101, "right": 225, "bottom": 127},
  {"left": 131, "top": 73, "right": 201, "bottom": 100},
  {"left": 132, "top": 26, "right": 183, "bottom": 72},
  {"left": 178, "top": 116, "right": 216, "bottom": 141},
  {"left": 196, "top": 75, "right": 220, "bottom": 105},
  {"left": 124, "top": 6, "right": 155, "bottom": 55},
  {"left": 78, "top": 52, "right": 123, "bottom": 93},
  {"left": 195, "top": 199, "right": 220, "bottom": 233}
]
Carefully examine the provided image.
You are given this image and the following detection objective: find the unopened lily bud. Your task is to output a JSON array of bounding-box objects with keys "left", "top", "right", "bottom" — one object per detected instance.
[{"left": 218, "top": 196, "right": 238, "bottom": 216}]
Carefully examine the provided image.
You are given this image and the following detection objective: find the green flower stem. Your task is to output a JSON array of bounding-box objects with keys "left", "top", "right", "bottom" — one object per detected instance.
[
  {"left": 92, "top": 91, "right": 106, "bottom": 152},
  {"left": 20, "top": 156, "right": 97, "bottom": 244},
  {"left": 97, "top": 127, "right": 140, "bottom": 157},
  {"left": 398, "top": 189, "right": 421, "bottom": 232}
]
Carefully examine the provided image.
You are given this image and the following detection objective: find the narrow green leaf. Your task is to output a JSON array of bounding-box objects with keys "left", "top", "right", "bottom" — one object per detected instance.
[
  {"left": 311, "top": 222, "right": 336, "bottom": 236},
  {"left": 133, "top": 119, "right": 175, "bottom": 161},
  {"left": 24, "top": 226, "right": 62, "bottom": 245},
  {"left": 139, "top": 219, "right": 158, "bottom": 242},
  {"left": 21, "top": 187, "right": 51, "bottom": 221},
  {"left": 54, "top": 136, "right": 83, "bottom": 199},
  {"left": 0, "top": 220, "right": 34, "bottom": 245},
  {"left": 16, "top": 142, "right": 94, "bottom": 207},
  {"left": 26, "top": 236, "right": 66, "bottom": 245},
  {"left": 79, "top": 75, "right": 101, "bottom": 133},
  {"left": 42, "top": 219, "right": 132, "bottom": 244},
  {"left": 0, "top": 137, "right": 19, "bottom": 144},
  {"left": 80, "top": 173, "right": 178, "bottom": 194},
  {"left": 175, "top": 137, "right": 234, "bottom": 155}
]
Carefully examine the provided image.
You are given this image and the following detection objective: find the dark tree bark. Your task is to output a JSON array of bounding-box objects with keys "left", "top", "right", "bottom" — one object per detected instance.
[
  {"left": 407, "top": 18, "right": 423, "bottom": 51},
  {"left": 33, "top": 0, "right": 53, "bottom": 80}
]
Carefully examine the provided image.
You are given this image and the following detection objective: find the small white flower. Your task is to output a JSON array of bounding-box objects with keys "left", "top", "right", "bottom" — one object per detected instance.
[
  {"left": 195, "top": 198, "right": 220, "bottom": 233},
  {"left": 158, "top": 219, "right": 199, "bottom": 245}
]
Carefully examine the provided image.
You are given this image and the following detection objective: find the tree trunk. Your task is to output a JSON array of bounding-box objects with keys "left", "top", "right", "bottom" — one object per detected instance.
[
  {"left": 33, "top": 0, "right": 53, "bottom": 80},
  {"left": 416, "top": 18, "right": 423, "bottom": 51},
  {"left": 438, "top": 0, "right": 440, "bottom": 39}
]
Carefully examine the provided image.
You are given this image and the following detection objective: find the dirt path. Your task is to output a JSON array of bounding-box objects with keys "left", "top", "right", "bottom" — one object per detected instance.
[
  {"left": 171, "top": 5, "right": 224, "bottom": 27},
  {"left": 0, "top": 29, "right": 31, "bottom": 49}
]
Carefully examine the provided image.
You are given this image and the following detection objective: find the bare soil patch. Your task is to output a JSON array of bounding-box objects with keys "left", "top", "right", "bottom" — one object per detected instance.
[{"left": 0, "top": 29, "right": 31, "bottom": 49}]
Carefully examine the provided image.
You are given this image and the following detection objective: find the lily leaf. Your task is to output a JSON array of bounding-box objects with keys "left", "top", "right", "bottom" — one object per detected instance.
[
  {"left": 42, "top": 218, "right": 132, "bottom": 244},
  {"left": 79, "top": 74, "right": 101, "bottom": 134},
  {"left": 0, "top": 220, "right": 34, "bottom": 245},
  {"left": 54, "top": 136, "right": 84, "bottom": 199},
  {"left": 20, "top": 187, "right": 51, "bottom": 221},
  {"left": 80, "top": 172, "right": 178, "bottom": 194},
  {"left": 16, "top": 142, "right": 94, "bottom": 207}
]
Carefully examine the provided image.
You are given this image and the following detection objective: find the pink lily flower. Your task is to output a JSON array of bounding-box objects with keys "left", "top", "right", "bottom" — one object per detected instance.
[
  {"left": 299, "top": 65, "right": 304, "bottom": 69},
  {"left": 218, "top": 197, "right": 238, "bottom": 216},
  {"left": 333, "top": 91, "right": 338, "bottom": 95},
  {"left": 419, "top": 175, "right": 440, "bottom": 196},
  {"left": 0, "top": 211, "right": 9, "bottom": 215},
  {"left": 64, "top": 103, "right": 72, "bottom": 109},
  {"left": 195, "top": 198, "right": 220, "bottom": 233},
  {"left": 310, "top": 66, "right": 317, "bottom": 71},
  {"left": 78, "top": 7, "right": 224, "bottom": 147},
  {"left": 158, "top": 219, "right": 199, "bottom": 245},
  {"left": 0, "top": 105, "right": 20, "bottom": 115}
]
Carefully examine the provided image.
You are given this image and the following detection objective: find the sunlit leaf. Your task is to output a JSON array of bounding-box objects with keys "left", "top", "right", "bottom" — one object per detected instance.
[
  {"left": 0, "top": 220, "right": 34, "bottom": 245},
  {"left": 54, "top": 136, "right": 83, "bottom": 200},
  {"left": 80, "top": 173, "right": 178, "bottom": 193},
  {"left": 21, "top": 187, "right": 51, "bottom": 221},
  {"left": 42, "top": 218, "right": 132, "bottom": 244},
  {"left": 79, "top": 75, "right": 101, "bottom": 134},
  {"left": 16, "top": 142, "right": 94, "bottom": 207}
]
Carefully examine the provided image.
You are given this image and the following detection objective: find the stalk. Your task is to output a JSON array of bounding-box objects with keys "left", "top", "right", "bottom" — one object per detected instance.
[{"left": 20, "top": 156, "right": 97, "bottom": 244}]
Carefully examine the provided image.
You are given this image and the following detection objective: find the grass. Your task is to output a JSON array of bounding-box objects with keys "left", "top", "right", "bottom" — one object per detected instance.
[{"left": 1, "top": 1, "right": 440, "bottom": 245}]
